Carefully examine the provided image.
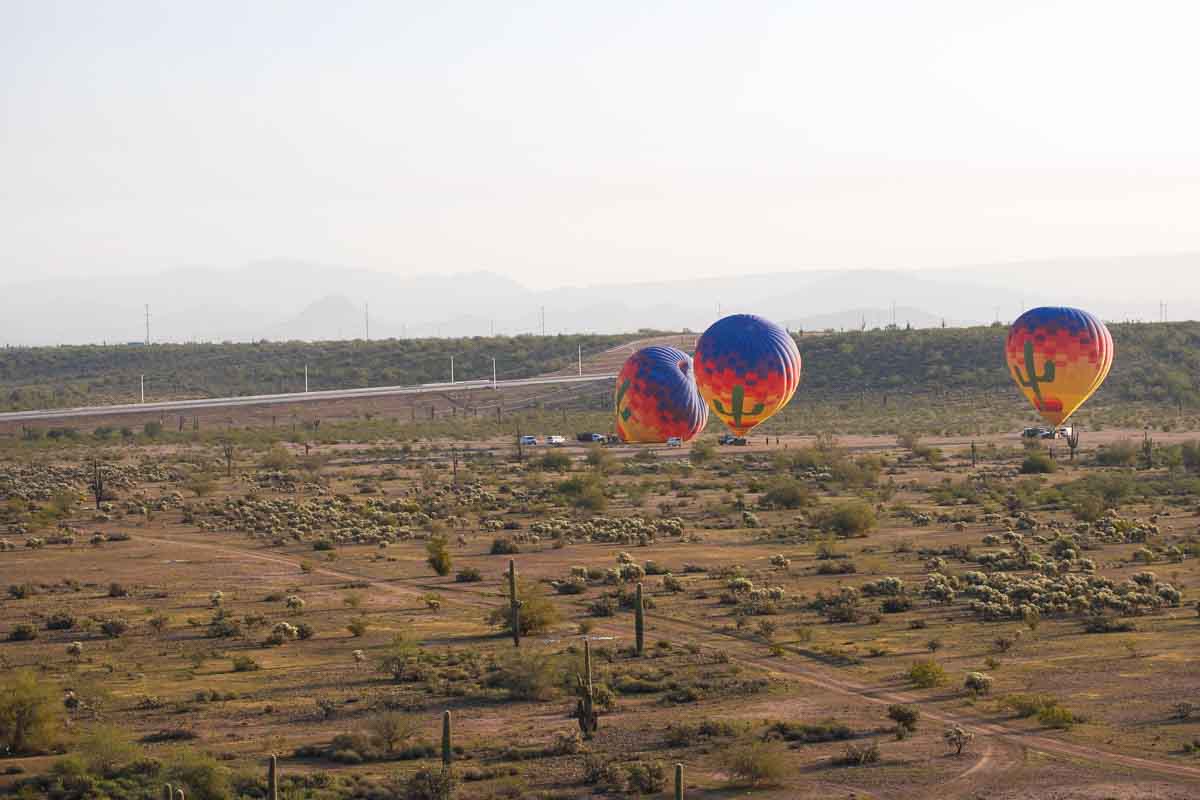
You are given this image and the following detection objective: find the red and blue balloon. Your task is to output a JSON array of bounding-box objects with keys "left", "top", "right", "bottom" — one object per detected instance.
[
  {"left": 694, "top": 314, "right": 802, "bottom": 436},
  {"left": 614, "top": 346, "right": 708, "bottom": 443}
]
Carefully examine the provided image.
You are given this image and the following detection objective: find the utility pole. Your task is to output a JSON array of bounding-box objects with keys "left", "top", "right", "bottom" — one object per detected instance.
[
  {"left": 577, "top": 345, "right": 582, "bottom": 376},
  {"left": 140, "top": 375, "right": 145, "bottom": 404},
  {"left": 144, "top": 304, "right": 151, "bottom": 345},
  {"left": 450, "top": 355, "right": 454, "bottom": 384},
  {"left": 492, "top": 357, "right": 497, "bottom": 387},
  {"left": 364, "top": 304, "right": 370, "bottom": 341},
  {"left": 540, "top": 306, "right": 545, "bottom": 337},
  {"left": 304, "top": 364, "right": 309, "bottom": 393}
]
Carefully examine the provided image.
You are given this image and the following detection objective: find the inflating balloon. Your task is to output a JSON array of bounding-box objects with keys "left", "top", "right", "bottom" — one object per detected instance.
[
  {"left": 1005, "top": 306, "right": 1113, "bottom": 426},
  {"left": 693, "top": 314, "right": 802, "bottom": 436},
  {"left": 614, "top": 346, "right": 708, "bottom": 443}
]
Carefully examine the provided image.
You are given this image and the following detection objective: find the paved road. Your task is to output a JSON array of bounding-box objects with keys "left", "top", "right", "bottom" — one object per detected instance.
[{"left": 0, "top": 373, "right": 616, "bottom": 423}]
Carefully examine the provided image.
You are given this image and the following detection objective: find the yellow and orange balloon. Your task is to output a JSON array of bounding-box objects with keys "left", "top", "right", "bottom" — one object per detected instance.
[{"left": 1005, "top": 307, "right": 1113, "bottom": 426}]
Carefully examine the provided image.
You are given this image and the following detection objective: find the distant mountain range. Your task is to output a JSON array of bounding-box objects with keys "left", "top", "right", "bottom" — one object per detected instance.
[{"left": 0, "top": 254, "right": 1195, "bottom": 345}]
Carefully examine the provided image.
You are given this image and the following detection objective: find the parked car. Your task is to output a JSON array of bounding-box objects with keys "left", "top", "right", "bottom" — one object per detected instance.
[
  {"left": 546, "top": 435, "right": 566, "bottom": 445},
  {"left": 576, "top": 432, "right": 603, "bottom": 443},
  {"left": 718, "top": 434, "right": 748, "bottom": 446},
  {"left": 731, "top": 436, "right": 748, "bottom": 446},
  {"left": 666, "top": 437, "right": 683, "bottom": 447},
  {"left": 1022, "top": 426, "right": 1071, "bottom": 440},
  {"left": 519, "top": 435, "right": 538, "bottom": 446}
]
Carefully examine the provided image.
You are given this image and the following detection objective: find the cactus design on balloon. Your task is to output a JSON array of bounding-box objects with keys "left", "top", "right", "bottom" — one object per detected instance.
[
  {"left": 1010, "top": 340, "right": 1056, "bottom": 410},
  {"left": 710, "top": 384, "right": 765, "bottom": 429}
]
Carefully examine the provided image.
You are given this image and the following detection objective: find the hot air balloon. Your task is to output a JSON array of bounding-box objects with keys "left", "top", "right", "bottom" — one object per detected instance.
[
  {"left": 693, "top": 314, "right": 802, "bottom": 436},
  {"left": 615, "top": 346, "right": 708, "bottom": 443},
  {"left": 1005, "top": 307, "right": 1113, "bottom": 426}
]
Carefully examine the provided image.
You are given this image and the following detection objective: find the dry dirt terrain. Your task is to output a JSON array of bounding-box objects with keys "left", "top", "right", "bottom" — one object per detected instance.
[{"left": 1, "top": 424, "right": 1199, "bottom": 800}]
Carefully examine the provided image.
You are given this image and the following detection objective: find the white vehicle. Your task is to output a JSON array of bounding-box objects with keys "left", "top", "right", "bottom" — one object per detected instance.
[
  {"left": 546, "top": 435, "right": 566, "bottom": 445},
  {"left": 666, "top": 437, "right": 683, "bottom": 447},
  {"left": 519, "top": 435, "right": 538, "bottom": 446},
  {"left": 1022, "top": 426, "right": 1072, "bottom": 440}
]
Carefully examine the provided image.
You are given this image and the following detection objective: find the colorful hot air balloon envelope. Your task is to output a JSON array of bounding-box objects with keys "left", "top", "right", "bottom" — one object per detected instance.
[
  {"left": 693, "top": 314, "right": 802, "bottom": 436},
  {"left": 615, "top": 346, "right": 708, "bottom": 443},
  {"left": 1005, "top": 307, "right": 1114, "bottom": 426}
]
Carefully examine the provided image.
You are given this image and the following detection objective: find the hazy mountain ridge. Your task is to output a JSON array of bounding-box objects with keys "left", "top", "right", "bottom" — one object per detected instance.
[{"left": 0, "top": 254, "right": 1196, "bottom": 345}]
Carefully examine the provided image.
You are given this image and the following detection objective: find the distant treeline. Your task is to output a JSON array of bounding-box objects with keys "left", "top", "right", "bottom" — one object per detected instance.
[
  {"left": 0, "top": 321, "right": 1195, "bottom": 413},
  {"left": 0, "top": 334, "right": 643, "bottom": 411}
]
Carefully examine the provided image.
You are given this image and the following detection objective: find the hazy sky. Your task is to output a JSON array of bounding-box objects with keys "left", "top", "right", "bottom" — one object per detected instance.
[{"left": 4, "top": 0, "right": 1200, "bottom": 289}]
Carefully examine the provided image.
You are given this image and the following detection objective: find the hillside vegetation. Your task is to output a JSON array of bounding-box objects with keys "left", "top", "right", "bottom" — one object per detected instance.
[
  {"left": 0, "top": 334, "right": 643, "bottom": 411},
  {"left": 0, "top": 321, "right": 1194, "bottom": 418}
]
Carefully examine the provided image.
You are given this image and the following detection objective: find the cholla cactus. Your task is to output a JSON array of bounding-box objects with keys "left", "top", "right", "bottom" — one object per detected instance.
[
  {"left": 616, "top": 551, "right": 634, "bottom": 565},
  {"left": 272, "top": 621, "right": 298, "bottom": 640},
  {"left": 352, "top": 649, "right": 366, "bottom": 665},
  {"left": 944, "top": 725, "right": 975, "bottom": 755},
  {"left": 67, "top": 641, "right": 83, "bottom": 660},
  {"left": 964, "top": 672, "right": 992, "bottom": 696},
  {"left": 285, "top": 595, "right": 305, "bottom": 612},
  {"left": 769, "top": 554, "right": 791, "bottom": 570},
  {"left": 210, "top": 591, "right": 224, "bottom": 607}
]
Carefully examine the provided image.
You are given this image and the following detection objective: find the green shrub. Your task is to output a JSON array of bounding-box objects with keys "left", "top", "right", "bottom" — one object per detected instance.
[
  {"left": 907, "top": 659, "right": 946, "bottom": 688},
  {"left": 1020, "top": 452, "right": 1057, "bottom": 474},
  {"left": 720, "top": 740, "right": 790, "bottom": 787},
  {"left": 761, "top": 479, "right": 812, "bottom": 509},
  {"left": 0, "top": 669, "right": 63, "bottom": 754},
  {"left": 425, "top": 534, "right": 452, "bottom": 576},
  {"left": 765, "top": 720, "right": 852, "bottom": 743},
  {"left": 1095, "top": 440, "right": 1138, "bottom": 466},
  {"left": 834, "top": 740, "right": 881, "bottom": 766},
  {"left": 624, "top": 761, "right": 666, "bottom": 794},
  {"left": 484, "top": 650, "right": 564, "bottom": 701},
  {"left": 8, "top": 624, "right": 38, "bottom": 642},
  {"left": 538, "top": 451, "right": 572, "bottom": 471},
  {"left": 816, "top": 501, "right": 877, "bottom": 536},
  {"left": 456, "top": 566, "right": 483, "bottom": 582},
  {"left": 1037, "top": 704, "right": 1075, "bottom": 729},
  {"left": 887, "top": 704, "right": 919, "bottom": 732},
  {"left": 487, "top": 578, "right": 561, "bottom": 635},
  {"left": 490, "top": 538, "right": 520, "bottom": 555},
  {"left": 232, "top": 655, "right": 260, "bottom": 672}
]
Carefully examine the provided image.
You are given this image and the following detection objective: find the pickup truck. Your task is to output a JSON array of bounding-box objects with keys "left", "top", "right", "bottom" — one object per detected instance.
[
  {"left": 519, "top": 435, "right": 538, "bottom": 446},
  {"left": 546, "top": 435, "right": 566, "bottom": 445},
  {"left": 576, "top": 433, "right": 606, "bottom": 443}
]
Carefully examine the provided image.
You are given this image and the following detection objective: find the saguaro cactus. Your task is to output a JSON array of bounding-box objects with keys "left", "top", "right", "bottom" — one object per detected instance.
[
  {"left": 634, "top": 582, "right": 645, "bottom": 657},
  {"left": 970, "top": 441, "right": 977, "bottom": 468},
  {"left": 1012, "top": 341, "right": 1055, "bottom": 408},
  {"left": 442, "top": 710, "right": 452, "bottom": 768},
  {"left": 674, "top": 763, "right": 684, "bottom": 800},
  {"left": 163, "top": 784, "right": 173, "bottom": 800},
  {"left": 1066, "top": 428, "right": 1080, "bottom": 461},
  {"left": 508, "top": 559, "right": 520, "bottom": 648},
  {"left": 267, "top": 755, "right": 278, "bottom": 800},
  {"left": 576, "top": 639, "right": 598, "bottom": 739},
  {"left": 175, "top": 789, "right": 185, "bottom": 800}
]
